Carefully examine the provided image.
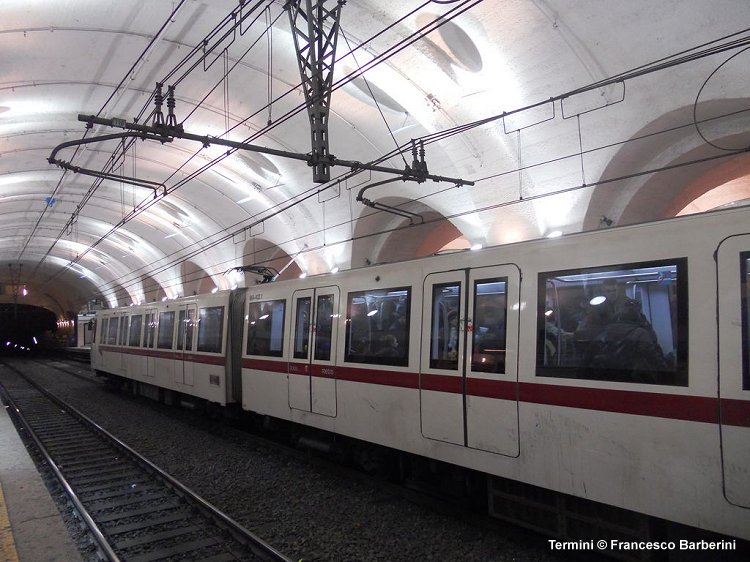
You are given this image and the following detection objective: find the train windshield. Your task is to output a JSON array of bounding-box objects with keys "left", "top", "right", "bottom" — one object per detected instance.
[{"left": 538, "top": 259, "right": 688, "bottom": 386}]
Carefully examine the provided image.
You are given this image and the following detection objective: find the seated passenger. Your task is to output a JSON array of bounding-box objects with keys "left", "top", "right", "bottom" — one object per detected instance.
[
  {"left": 375, "top": 334, "right": 400, "bottom": 358},
  {"left": 348, "top": 304, "right": 370, "bottom": 356},
  {"left": 581, "top": 298, "right": 668, "bottom": 382}
]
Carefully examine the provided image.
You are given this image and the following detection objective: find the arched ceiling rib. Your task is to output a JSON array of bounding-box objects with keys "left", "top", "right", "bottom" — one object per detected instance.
[{"left": 0, "top": 0, "right": 748, "bottom": 316}]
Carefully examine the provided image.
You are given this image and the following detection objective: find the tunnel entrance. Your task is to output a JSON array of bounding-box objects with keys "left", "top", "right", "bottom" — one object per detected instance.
[{"left": 0, "top": 303, "right": 58, "bottom": 352}]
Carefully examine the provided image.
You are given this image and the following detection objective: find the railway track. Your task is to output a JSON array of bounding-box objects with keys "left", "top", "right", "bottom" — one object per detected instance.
[{"left": 0, "top": 361, "right": 292, "bottom": 562}]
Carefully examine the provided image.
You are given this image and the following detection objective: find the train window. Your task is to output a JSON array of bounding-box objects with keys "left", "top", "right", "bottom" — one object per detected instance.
[
  {"left": 128, "top": 315, "right": 143, "bottom": 346},
  {"left": 537, "top": 258, "right": 688, "bottom": 386},
  {"left": 741, "top": 252, "right": 750, "bottom": 390},
  {"left": 293, "top": 297, "right": 312, "bottom": 359},
  {"left": 472, "top": 278, "right": 508, "bottom": 374},
  {"left": 145, "top": 312, "right": 156, "bottom": 348},
  {"left": 177, "top": 308, "right": 196, "bottom": 351},
  {"left": 246, "top": 300, "right": 285, "bottom": 357},
  {"left": 314, "top": 294, "right": 335, "bottom": 361},
  {"left": 117, "top": 317, "right": 129, "bottom": 346},
  {"left": 99, "top": 318, "right": 107, "bottom": 343},
  {"left": 345, "top": 286, "right": 411, "bottom": 367},
  {"left": 107, "top": 317, "right": 119, "bottom": 345},
  {"left": 430, "top": 283, "right": 460, "bottom": 370},
  {"left": 157, "top": 311, "right": 176, "bottom": 349},
  {"left": 197, "top": 306, "right": 225, "bottom": 353},
  {"left": 186, "top": 308, "right": 196, "bottom": 351}
]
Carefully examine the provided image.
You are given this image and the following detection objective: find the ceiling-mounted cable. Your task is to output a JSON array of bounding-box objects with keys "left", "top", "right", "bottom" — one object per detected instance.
[
  {"left": 340, "top": 27, "right": 408, "bottom": 168},
  {"left": 692, "top": 46, "right": 750, "bottom": 151},
  {"left": 49, "top": 2, "right": 747, "bottom": 297},
  {"left": 28, "top": 1, "right": 187, "bottom": 269},
  {"left": 266, "top": 5, "right": 273, "bottom": 126}
]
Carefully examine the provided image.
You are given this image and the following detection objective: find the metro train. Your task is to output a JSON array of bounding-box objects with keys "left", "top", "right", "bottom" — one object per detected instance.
[{"left": 91, "top": 205, "right": 750, "bottom": 543}]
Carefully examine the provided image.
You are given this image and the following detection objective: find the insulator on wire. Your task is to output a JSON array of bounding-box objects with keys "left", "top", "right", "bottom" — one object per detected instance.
[
  {"left": 153, "top": 83, "right": 165, "bottom": 127},
  {"left": 419, "top": 140, "right": 428, "bottom": 174},
  {"left": 166, "top": 85, "right": 177, "bottom": 127}
]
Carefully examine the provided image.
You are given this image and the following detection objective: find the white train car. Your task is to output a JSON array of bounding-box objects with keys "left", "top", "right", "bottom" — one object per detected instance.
[
  {"left": 92, "top": 290, "right": 245, "bottom": 406},
  {"left": 92, "top": 205, "right": 750, "bottom": 542}
]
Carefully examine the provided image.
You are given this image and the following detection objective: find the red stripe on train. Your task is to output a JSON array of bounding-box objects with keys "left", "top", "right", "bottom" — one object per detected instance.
[
  {"left": 720, "top": 398, "right": 750, "bottom": 427},
  {"left": 103, "top": 352, "right": 750, "bottom": 427},
  {"left": 240, "top": 358, "right": 750, "bottom": 427},
  {"left": 99, "top": 346, "right": 225, "bottom": 366},
  {"left": 519, "top": 382, "right": 720, "bottom": 424}
]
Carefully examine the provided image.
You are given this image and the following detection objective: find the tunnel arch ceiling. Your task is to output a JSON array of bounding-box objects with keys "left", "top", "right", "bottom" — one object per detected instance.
[
  {"left": 584, "top": 98, "right": 750, "bottom": 229},
  {"left": 1, "top": 1, "right": 749, "bottom": 316}
]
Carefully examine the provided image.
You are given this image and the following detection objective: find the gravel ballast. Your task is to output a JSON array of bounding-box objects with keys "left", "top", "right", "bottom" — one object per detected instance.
[{"left": 18, "top": 359, "right": 562, "bottom": 562}]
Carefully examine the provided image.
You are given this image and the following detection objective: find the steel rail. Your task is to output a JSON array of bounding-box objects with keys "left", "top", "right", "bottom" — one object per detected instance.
[
  {"left": 0, "top": 383, "right": 121, "bottom": 562},
  {"left": 0, "top": 364, "right": 294, "bottom": 562}
]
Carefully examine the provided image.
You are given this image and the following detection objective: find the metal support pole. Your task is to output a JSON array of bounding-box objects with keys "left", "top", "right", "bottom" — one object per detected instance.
[{"left": 287, "top": 0, "right": 345, "bottom": 183}]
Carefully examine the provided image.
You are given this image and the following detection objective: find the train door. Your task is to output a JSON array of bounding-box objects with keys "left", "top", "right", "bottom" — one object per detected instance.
[
  {"left": 717, "top": 234, "right": 750, "bottom": 507},
  {"left": 176, "top": 304, "right": 197, "bottom": 386},
  {"left": 420, "top": 265, "right": 520, "bottom": 456},
  {"left": 288, "top": 287, "right": 339, "bottom": 416}
]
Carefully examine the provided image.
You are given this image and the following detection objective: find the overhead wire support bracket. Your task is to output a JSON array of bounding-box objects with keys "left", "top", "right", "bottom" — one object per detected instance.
[
  {"left": 70, "top": 114, "right": 475, "bottom": 188},
  {"left": 355, "top": 176, "right": 425, "bottom": 224},
  {"left": 228, "top": 265, "right": 279, "bottom": 283},
  {"left": 286, "top": 0, "right": 345, "bottom": 183},
  {"left": 48, "top": 131, "right": 171, "bottom": 198}
]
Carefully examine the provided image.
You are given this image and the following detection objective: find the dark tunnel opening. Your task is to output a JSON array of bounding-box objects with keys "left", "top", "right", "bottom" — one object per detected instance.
[{"left": 0, "top": 303, "right": 58, "bottom": 354}]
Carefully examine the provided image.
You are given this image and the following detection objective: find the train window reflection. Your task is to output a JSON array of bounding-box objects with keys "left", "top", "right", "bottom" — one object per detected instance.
[
  {"left": 118, "top": 317, "right": 129, "bottom": 346},
  {"left": 314, "top": 294, "right": 335, "bottom": 361},
  {"left": 197, "top": 306, "right": 225, "bottom": 353},
  {"left": 145, "top": 312, "right": 156, "bottom": 348},
  {"left": 430, "top": 283, "right": 460, "bottom": 370},
  {"left": 472, "top": 278, "right": 507, "bottom": 374},
  {"left": 99, "top": 318, "right": 108, "bottom": 344},
  {"left": 247, "top": 300, "right": 286, "bottom": 357},
  {"left": 345, "top": 287, "right": 410, "bottom": 367},
  {"left": 129, "top": 314, "right": 143, "bottom": 347},
  {"left": 537, "top": 259, "right": 688, "bottom": 386},
  {"left": 741, "top": 253, "right": 750, "bottom": 390},
  {"left": 157, "top": 311, "right": 176, "bottom": 349},
  {"left": 177, "top": 308, "right": 196, "bottom": 351},
  {"left": 107, "top": 316, "right": 118, "bottom": 345},
  {"left": 293, "top": 297, "right": 312, "bottom": 359},
  {"left": 177, "top": 309, "right": 187, "bottom": 350}
]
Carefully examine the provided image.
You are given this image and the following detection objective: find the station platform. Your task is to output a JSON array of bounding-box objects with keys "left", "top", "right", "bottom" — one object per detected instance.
[{"left": 0, "top": 402, "right": 83, "bottom": 562}]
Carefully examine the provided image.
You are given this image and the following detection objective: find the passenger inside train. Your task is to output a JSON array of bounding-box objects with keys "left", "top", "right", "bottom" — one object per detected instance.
[
  {"left": 539, "top": 260, "right": 687, "bottom": 385},
  {"left": 346, "top": 288, "right": 410, "bottom": 366}
]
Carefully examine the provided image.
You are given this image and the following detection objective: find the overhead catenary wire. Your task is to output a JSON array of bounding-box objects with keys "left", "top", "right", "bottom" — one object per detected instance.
[
  {"left": 40, "top": 0, "right": 483, "bottom": 288},
  {"left": 92, "top": 107, "right": 749, "bottom": 304},
  {"left": 21, "top": 0, "right": 188, "bottom": 268},
  {"left": 41, "top": 6, "right": 750, "bottom": 301},
  {"left": 95, "top": 137, "right": 749, "bottom": 304},
  {"left": 83, "top": 60, "right": 750, "bottom": 302}
]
